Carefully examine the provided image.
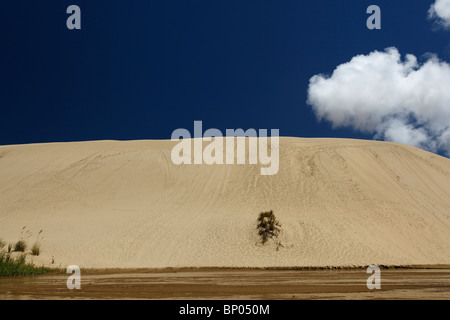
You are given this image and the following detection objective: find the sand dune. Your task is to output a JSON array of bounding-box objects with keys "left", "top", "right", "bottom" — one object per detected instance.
[{"left": 0, "top": 138, "right": 449, "bottom": 268}]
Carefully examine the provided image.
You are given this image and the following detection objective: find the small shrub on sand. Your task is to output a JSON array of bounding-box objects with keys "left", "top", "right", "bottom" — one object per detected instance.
[
  {"left": 14, "top": 240, "right": 27, "bottom": 252},
  {"left": 0, "top": 239, "right": 5, "bottom": 250},
  {"left": 256, "top": 210, "right": 281, "bottom": 245},
  {"left": 30, "top": 230, "right": 43, "bottom": 256},
  {"left": 31, "top": 243, "right": 40, "bottom": 256}
]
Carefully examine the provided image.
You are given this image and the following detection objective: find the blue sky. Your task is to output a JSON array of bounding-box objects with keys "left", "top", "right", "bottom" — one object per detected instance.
[{"left": 2, "top": 1, "right": 450, "bottom": 155}]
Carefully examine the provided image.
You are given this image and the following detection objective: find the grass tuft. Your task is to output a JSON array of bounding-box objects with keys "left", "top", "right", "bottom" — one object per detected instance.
[
  {"left": 31, "top": 242, "right": 40, "bottom": 256},
  {"left": 14, "top": 240, "right": 27, "bottom": 252}
]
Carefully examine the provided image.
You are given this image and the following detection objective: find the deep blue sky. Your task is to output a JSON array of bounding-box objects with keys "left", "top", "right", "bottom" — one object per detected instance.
[{"left": 1, "top": 1, "right": 448, "bottom": 145}]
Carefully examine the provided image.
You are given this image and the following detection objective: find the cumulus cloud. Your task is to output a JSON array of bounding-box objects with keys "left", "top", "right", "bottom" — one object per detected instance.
[
  {"left": 307, "top": 47, "right": 450, "bottom": 156},
  {"left": 429, "top": 0, "right": 450, "bottom": 29}
]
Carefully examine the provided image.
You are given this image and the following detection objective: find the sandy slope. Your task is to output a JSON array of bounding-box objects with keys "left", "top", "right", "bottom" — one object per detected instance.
[{"left": 0, "top": 138, "right": 449, "bottom": 268}]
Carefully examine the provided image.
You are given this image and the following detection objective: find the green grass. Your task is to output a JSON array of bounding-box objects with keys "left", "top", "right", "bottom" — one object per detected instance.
[{"left": 0, "top": 252, "right": 53, "bottom": 277}]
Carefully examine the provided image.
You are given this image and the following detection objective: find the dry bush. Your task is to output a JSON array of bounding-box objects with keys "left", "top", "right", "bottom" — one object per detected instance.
[{"left": 256, "top": 210, "right": 281, "bottom": 245}]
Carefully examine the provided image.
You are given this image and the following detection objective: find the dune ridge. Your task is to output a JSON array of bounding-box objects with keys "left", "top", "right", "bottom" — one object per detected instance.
[{"left": 0, "top": 137, "right": 449, "bottom": 268}]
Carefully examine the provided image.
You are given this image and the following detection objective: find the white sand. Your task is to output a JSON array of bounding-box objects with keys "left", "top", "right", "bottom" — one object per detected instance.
[{"left": 0, "top": 138, "right": 449, "bottom": 268}]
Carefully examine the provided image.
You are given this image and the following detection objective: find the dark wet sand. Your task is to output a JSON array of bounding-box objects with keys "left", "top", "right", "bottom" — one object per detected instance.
[{"left": 1, "top": 269, "right": 449, "bottom": 300}]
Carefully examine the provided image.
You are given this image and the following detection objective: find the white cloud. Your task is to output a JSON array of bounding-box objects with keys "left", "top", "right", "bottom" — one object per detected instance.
[
  {"left": 429, "top": 0, "right": 450, "bottom": 29},
  {"left": 307, "top": 47, "right": 450, "bottom": 155}
]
